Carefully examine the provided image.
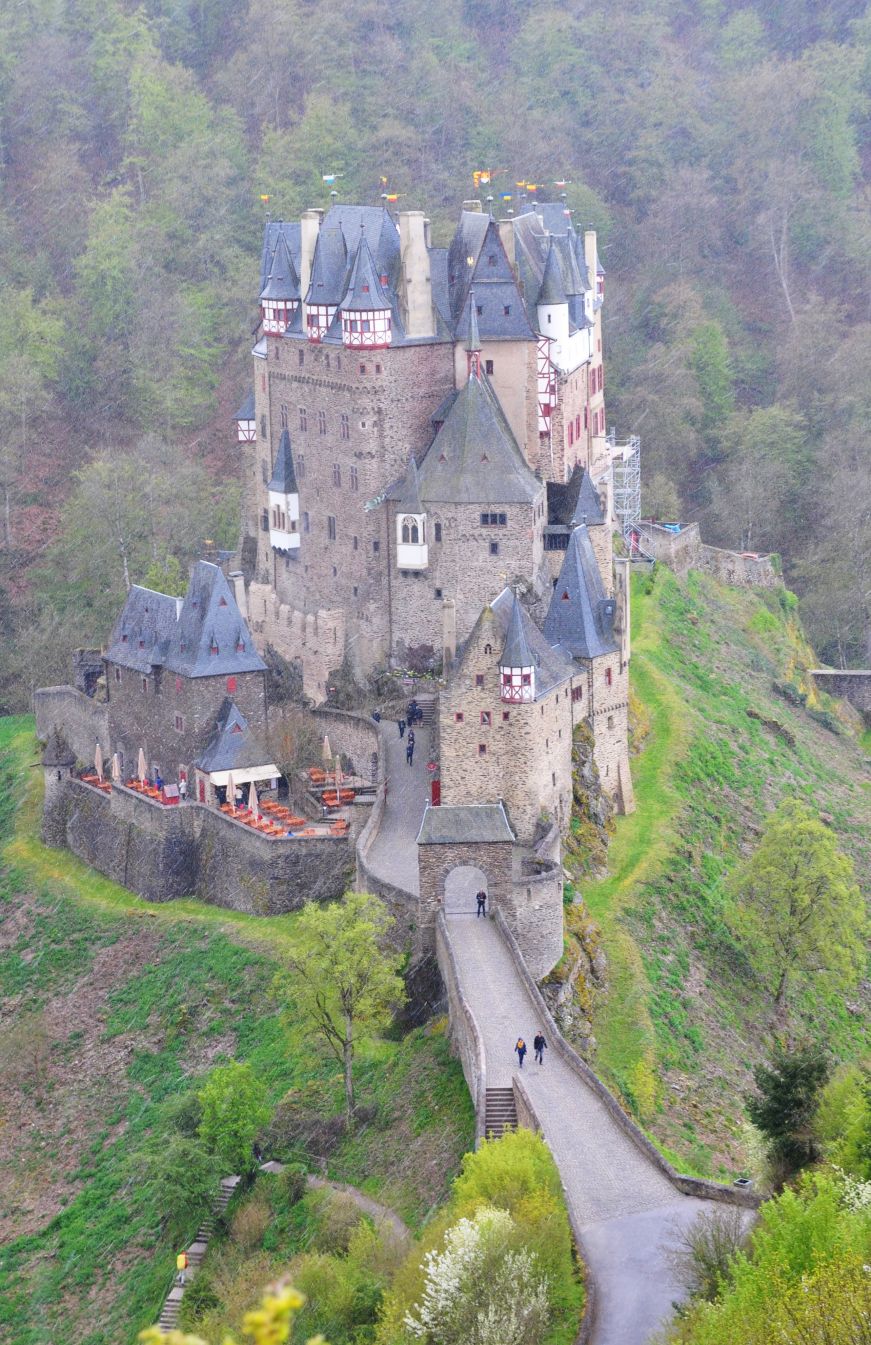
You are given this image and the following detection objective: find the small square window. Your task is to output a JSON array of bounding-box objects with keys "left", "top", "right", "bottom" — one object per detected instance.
[
  {"left": 608, "top": 715, "right": 614, "bottom": 729},
  {"left": 175, "top": 714, "right": 184, "bottom": 733},
  {"left": 375, "top": 363, "right": 382, "bottom": 374},
  {"left": 435, "top": 587, "right": 443, "bottom": 599},
  {"left": 503, "top": 305, "right": 510, "bottom": 316},
  {"left": 359, "top": 363, "right": 366, "bottom": 374},
  {"left": 227, "top": 675, "right": 237, "bottom": 694},
  {"left": 455, "top": 712, "right": 464, "bottom": 722},
  {"left": 141, "top": 677, "right": 148, "bottom": 693},
  {"left": 485, "top": 359, "right": 494, "bottom": 375},
  {"left": 298, "top": 349, "right": 304, "bottom": 367},
  {"left": 605, "top": 667, "right": 613, "bottom": 687},
  {"left": 434, "top": 522, "right": 442, "bottom": 542},
  {"left": 353, "top": 535, "right": 359, "bottom": 551},
  {"left": 353, "top": 585, "right": 358, "bottom": 596},
  {"left": 373, "top": 539, "right": 380, "bottom": 553},
  {"left": 502, "top": 710, "right": 509, "bottom": 721},
  {"left": 475, "top": 674, "right": 484, "bottom": 687},
  {"left": 476, "top": 304, "right": 483, "bottom": 315},
  {"left": 478, "top": 743, "right": 487, "bottom": 755},
  {"left": 327, "top": 515, "right": 337, "bottom": 541},
  {"left": 114, "top": 666, "right": 121, "bottom": 683},
  {"left": 489, "top": 541, "right": 499, "bottom": 556},
  {"left": 480, "top": 711, "right": 491, "bottom": 726}
]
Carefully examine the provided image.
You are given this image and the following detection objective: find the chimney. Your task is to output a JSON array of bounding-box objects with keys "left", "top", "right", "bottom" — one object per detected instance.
[
  {"left": 442, "top": 597, "right": 457, "bottom": 670},
  {"left": 229, "top": 571, "right": 249, "bottom": 623},
  {"left": 583, "top": 228, "right": 597, "bottom": 286},
  {"left": 299, "top": 208, "right": 323, "bottom": 325},
  {"left": 398, "top": 210, "right": 435, "bottom": 340},
  {"left": 498, "top": 216, "right": 516, "bottom": 268},
  {"left": 423, "top": 217, "right": 432, "bottom": 248}
]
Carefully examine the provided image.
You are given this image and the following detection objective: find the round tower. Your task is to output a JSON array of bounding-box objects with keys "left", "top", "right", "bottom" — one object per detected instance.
[
  {"left": 500, "top": 591, "right": 536, "bottom": 703},
  {"left": 41, "top": 729, "right": 76, "bottom": 847}
]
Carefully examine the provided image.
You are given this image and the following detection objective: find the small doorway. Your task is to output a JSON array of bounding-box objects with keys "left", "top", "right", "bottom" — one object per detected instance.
[{"left": 443, "top": 865, "right": 488, "bottom": 917}]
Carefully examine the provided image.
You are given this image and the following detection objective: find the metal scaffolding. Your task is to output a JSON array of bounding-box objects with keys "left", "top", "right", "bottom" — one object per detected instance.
[{"left": 610, "top": 433, "right": 641, "bottom": 541}]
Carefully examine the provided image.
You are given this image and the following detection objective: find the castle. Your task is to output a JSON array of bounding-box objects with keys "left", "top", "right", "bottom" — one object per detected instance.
[
  {"left": 36, "top": 196, "right": 637, "bottom": 971},
  {"left": 236, "top": 198, "right": 634, "bottom": 827}
]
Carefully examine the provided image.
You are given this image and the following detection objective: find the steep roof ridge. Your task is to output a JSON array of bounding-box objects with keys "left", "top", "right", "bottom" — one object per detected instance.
[
  {"left": 164, "top": 562, "right": 266, "bottom": 677},
  {"left": 105, "top": 585, "right": 181, "bottom": 673},
  {"left": 305, "top": 227, "right": 349, "bottom": 306},
  {"left": 196, "top": 697, "right": 273, "bottom": 773},
  {"left": 501, "top": 590, "right": 535, "bottom": 668},
  {"left": 396, "top": 455, "right": 424, "bottom": 512},
  {"left": 339, "top": 231, "right": 391, "bottom": 312},
  {"left": 260, "top": 229, "right": 300, "bottom": 301},
  {"left": 537, "top": 238, "right": 568, "bottom": 306}
]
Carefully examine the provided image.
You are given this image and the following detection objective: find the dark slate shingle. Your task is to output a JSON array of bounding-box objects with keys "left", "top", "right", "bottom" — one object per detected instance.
[
  {"left": 543, "top": 526, "right": 618, "bottom": 659},
  {"left": 105, "top": 586, "right": 181, "bottom": 674},
  {"left": 233, "top": 389, "right": 255, "bottom": 422},
  {"left": 417, "top": 801, "right": 515, "bottom": 845},
  {"left": 164, "top": 562, "right": 266, "bottom": 678},
  {"left": 195, "top": 698, "right": 272, "bottom": 774},
  {"left": 268, "top": 428, "right": 298, "bottom": 494},
  {"left": 417, "top": 372, "right": 542, "bottom": 505}
]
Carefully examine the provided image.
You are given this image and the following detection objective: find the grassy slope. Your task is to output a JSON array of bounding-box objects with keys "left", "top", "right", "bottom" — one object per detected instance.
[
  {"left": 0, "top": 719, "right": 473, "bottom": 1345},
  {"left": 577, "top": 570, "right": 870, "bottom": 1178}
]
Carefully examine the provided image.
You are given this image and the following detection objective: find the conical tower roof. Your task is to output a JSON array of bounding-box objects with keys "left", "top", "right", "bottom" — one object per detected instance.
[
  {"left": 268, "top": 428, "right": 298, "bottom": 494},
  {"left": 501, "top": 591, "right": 535, "bottom": 668},
  {"left": 396, "top": 456, "right": 424, "bottom": 512},
  {"left": 259, "top": 229, "right": 300, "bottom": 302},
  {"left": 339, "top": 233, "right": 391, "bottom": 312},
  {"left": 543, "top": 526, "right": 618, "bottom": 659},
  {"left": 466, "top": 289, "right": 481, "bottom": 353},
  {"left": 537, "top": 240, "right": 568, "bottom": 306}
]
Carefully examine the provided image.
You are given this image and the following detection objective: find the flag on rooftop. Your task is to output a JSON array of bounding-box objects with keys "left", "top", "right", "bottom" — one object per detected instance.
[
  {"left": 322, "top": 174, "right": 337, "bottom": 184},
  {"left": 259, "top": 194, "right": 270, "bottom": 203},
  {"left": 385, "top": 193, "right": 399, "bottom": 202},
  {"left": 501, "top": 193, "right": 513, "bottom": 201},
  {"left": 379, "top": 175, "right": 388, "bottom": 186}
]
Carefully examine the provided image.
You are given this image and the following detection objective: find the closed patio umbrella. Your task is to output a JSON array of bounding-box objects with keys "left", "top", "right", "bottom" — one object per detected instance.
[
  {"left": 94, "top": 743, "right": 103, "bottom": 783},
  {"left": 137, "top": 747, "right": 147, "bottom": 784},
  {"left": 322, "top": 734, "right": 333, "bottom": 764},
  {"left": 249, "top": 779, "right": 258, "bottom": 817},
  {"left": 111, "top": 753, "right": 121, "bottom": 783},
  {"left": 227, "top": 772, "right": 236, "bottom": 814}
]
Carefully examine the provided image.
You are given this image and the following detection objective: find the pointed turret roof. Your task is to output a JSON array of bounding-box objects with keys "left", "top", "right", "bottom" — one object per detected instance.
[
  {"left": 395, "top": 456, "right": 424, "bottom": 512},
  {"left": 547, "top": 466, "right": 606, "bottom": 529},
  {"left": 339, "top": 234, "right": 391, "bottom": 311},
  {"left": 42, "top": 727, "right": 76, "bottom": 768},
  {"left": 537, "top": 241, "right": 568, "bottom": 306},
  {"left": 164, "top": 562, "right": 266, "bottom": 678},
  {"left": 416, "top": 372, "right": 541, "bottom": 505},
  {"left": 305, "top": 227, "right": 348, "bottom": 306},
  {"left": 543, "top": 526, "right": 618, "bottom": 659},
  {"left": 259, "top": 229, "right": 300, "bottom": 302},
  {"left": 501, "top": 591, "right": 535, "bottom": 668},
  {"left": 233, "top": 389, "right": 255, "bottom": 422},
  {"left": 268, "top": 428, "right": 298, "bottom": 494},
  {"left": 105, "top": 586, "right": 182, "bottom": 673},
  {"left": 196, "top": 699, "right": 272, "bottom": 774}
]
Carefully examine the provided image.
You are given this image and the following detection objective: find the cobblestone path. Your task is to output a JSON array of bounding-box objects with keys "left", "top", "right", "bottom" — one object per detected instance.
[{"left": 364, "top": 720, "right": 433, "bottom": 896}]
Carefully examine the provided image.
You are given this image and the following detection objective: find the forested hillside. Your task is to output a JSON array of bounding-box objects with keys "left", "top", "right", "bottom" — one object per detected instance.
[{"left": 1, "top": 0, "right": 870, "bottom": 707}]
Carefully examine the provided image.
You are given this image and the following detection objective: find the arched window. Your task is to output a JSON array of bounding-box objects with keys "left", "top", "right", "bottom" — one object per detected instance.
[{"left": 401, "top": 516, "right": 420, "bottom": 545}]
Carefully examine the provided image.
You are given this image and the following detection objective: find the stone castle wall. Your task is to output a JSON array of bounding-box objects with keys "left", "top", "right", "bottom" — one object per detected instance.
[
  {"left": 247, "top": 584, "right": 346, "bottom": 703},
  {"left": 44, "top": 777, "right": 354, "bottom": 913},
  {"left": 640, "top": 522, "right": 781, "bottom": 588},
  {"left": 34, "top": 686, "right": 109, "bottom": 764},
  {"left": 809, "top": 669, "right": 871, "bottom": 716},
  {"left": 311, "top": 707, "right": 380, "bottom": 780},
  {"left": 435, "top": 911, "right": 487, "bottom": 1143},
  {"left": 388, "top": 493, "right": 548, "bottom": 667}
]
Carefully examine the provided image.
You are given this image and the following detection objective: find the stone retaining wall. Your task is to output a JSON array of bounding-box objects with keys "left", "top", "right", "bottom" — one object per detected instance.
[
  {"left": 312, "top": 706, "right": 381, "bottom": 781},
  {"left": 639, "top": 523, "right": 780, "bottom": 588},
  {"left": 809, "top": 669, "right": 871, "bottom": 717},
  {"left": 436, "top": 912, "right": 487, "bottom": 1145},
  {"left": 34, "top": 686, "right": 109, "bottom": 763},
  {"left": 44, "top": 778, "right": 354, "bottom": 913}
]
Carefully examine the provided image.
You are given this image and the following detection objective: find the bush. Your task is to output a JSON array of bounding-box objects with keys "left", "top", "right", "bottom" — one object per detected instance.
[
  {"left": 161, "top": 1089, "right": 203, "bottom": 1138},
  {"left": 263, "top": 1081, "right": 346, "bottom": 1160},
  {"left": 814, "top": 1065, "right": 871, "bottom": 1179},
  {"left": 140, "top": 1135, "right": 221, "bottom": 1238},
  {"left": 281, "top": 1161, "right": 309, "bottom": 1205},
  {"left": 667, "top": 1206, "right": 748, "bottom": 1302},
  {"left": 198, "top": 1061, "right": 271, "bottom": 1175},
  {"left": 747, "top": 1043, "right": 830, "bottom": 1180},
  {"left": 178, "top": 1268, "right": 221, "bottom": 1327},
  {"left": 230, "top": 1197, "right": 271, "bottom": 1251},
  {"left": 312, "top": 1190, "right": 366, "bottom": 1254}
]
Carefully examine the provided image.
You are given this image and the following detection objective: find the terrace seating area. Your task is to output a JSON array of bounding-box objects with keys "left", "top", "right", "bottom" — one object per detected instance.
[
  {"left": 124, "top": 778, "right": 181, "bottom": 804},
  {"left": 217, "top": 798, "right": 349, "bottom": 840},
  {"left": 79, "top": 772, "right": 112, "bottom": 794}
]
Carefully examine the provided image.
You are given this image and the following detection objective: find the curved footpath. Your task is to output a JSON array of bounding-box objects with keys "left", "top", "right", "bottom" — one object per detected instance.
[{"left": 364, "top": 724, "right": 749, "bottom": 1345}]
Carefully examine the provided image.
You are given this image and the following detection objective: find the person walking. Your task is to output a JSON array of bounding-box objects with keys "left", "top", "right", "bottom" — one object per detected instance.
[
  {"left": 476, "top": 889, "right": 487, "bottom": 918},
  {"left": 406, "top": 729, "right": 415, "bottom": 766},
  {"left": 398, "top": 717, "right": 406, "bottom": 739},
  {"left": 534, "top": 1031, "right": 547, "bottom": 1066},
  {"left": 515, "top": 1037, "right": 527, "bottom": 1069},
  {"left": 176, "top": 1251, "right": 188, "bottom": 1286}
]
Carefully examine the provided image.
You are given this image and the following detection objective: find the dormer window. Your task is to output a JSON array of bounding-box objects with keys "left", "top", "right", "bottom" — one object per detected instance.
[
  {"left": 401, "top": 517, "right": 421, "bottom": 545},
  {"left": 236, "top": 638, "right": 245, "bottom": 653},
  {"left": 210, "top": 641, "right": 219, "bottom": 656}
]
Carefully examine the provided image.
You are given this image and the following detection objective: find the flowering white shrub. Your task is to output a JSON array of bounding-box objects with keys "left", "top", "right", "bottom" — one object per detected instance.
[
  {"left": 403, "top": 1205, "right": 550, "bottom": 1345},
  {"left": 831, "top": 1165, "right": 871, "bottom": 1213}
]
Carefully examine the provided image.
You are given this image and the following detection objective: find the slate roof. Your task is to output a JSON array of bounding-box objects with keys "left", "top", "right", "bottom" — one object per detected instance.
[
  {"left": 448, "top": 215, "right": 535, "bottom": 342},
  {"left": 417, "top": 801, "right": 515, "bottom": 845},
  {"left": 164, "top": 562, "right": 266, "bottom": 678},
  {"left": 416, "top": 371, "right": 542, "bottom": 505},
  {"left": 321, "top": 205, "right": 400, "bottom": 287},
  {"left": 261, "top": 221, "right": 301, "bottom": 291},
  {"left": 233, "top": 389, "right": 255, "bottom": 422},
  {"left": 500, "top": 590, "right": 535, "bottom": 668},
  {"left": 339, "top": 235, "right": 391, "bottom": 312},
  {"left": 105, "top": 586, "right": 181, "bottom": 674},
  {"left": 268, "top": 428, "right": 298, "bottom": 494},
  {"left": 305, "top": 227, "right": 349, "bottom": 306},
  {"left": 394, "top": 456, "right": 424, "bottom": 512},
  {"left": 490, "top": 588, "right": 575, "bottom": 697},
  {"left": 196, "top": 699, "right": 272, "bottom": 774},
  {"left": 537, "top": 240, "right": 568, "bottom": 306},
  {"left": 260, "top": 229, "right": 300, "bottom": 302},
  {"left": 547, "top": 466, "right": 606, "bottom": 529},
  {"left": 543, "top": 526, "right": 618, "bottom": 659}
]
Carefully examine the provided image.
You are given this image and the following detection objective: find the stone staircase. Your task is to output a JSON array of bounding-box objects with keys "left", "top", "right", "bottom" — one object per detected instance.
[
  {"left": 415, "top": 694, "right": 437, "bottom": 728},
  {"left": 484, "top": 1087, "right": 517, "bottom": 1139},
  {"left": 156, "top": 1174, "right": 241, "bottom": 1332}
]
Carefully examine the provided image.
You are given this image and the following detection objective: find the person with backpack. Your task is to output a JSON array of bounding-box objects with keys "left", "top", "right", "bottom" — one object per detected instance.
[
  {"left": 515, "top": 1037, "right": 527, "bottom": 1069},
  {"left": 534, "top": 1031, "right": 547, "bottom": 1065},
  {"left": 406, "top": 729, "right": 415, "bottom": 765}
]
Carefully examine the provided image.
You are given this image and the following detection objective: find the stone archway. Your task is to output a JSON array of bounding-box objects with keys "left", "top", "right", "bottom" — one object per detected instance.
[{"left": 443, "top": 864, "right": 489, "bottom": 917}]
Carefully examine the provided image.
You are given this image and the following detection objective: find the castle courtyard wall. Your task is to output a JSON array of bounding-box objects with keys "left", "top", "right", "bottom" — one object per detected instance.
[{"left": 34, "top": 686, "right": 109, "bottom": 764}]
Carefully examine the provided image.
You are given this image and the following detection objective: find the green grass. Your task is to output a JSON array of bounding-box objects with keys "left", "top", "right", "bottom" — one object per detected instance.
[
  {"left": 0, "top": 717, "right": 474, "bottom": 1345},
  {"left": 572, "top": 568, "right": 870, "bottom": 1172}
]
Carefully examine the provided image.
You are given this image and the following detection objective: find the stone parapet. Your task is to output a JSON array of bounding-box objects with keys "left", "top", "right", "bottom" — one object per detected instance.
[
  {"left": 312, "top": 706, "right": 380, "bottom": 781},
  {"left": 34, "top": 686, "right": 109, "bottom": 763},
  {"left": 436, "top": 912, "right": 487, "bottom": 1145},
  {"left": 493, "top": 910, "right": 760, "bottom": 1210},
  {"left": 638, "top": 523, "right": 780, "bottom": 589},
  {"left": 809, "top": 669, "right": 871, "bottom": 716}
]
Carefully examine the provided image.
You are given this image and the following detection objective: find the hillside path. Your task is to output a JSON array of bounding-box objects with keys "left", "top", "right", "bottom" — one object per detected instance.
[{"left": 445, "top": 903, "right": 723, "bottom": 1343}]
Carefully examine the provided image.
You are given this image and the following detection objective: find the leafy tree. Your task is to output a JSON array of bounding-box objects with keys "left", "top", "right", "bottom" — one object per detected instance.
[
  {"left": 198, "top": 1061, "right": 270, "bottom": 1175},
  {"left": 275, "top": 892, "right": 405, "bottom": 1125},
  {"left": 140, "top": 1281, "right": 324, "bottom": 1344},
  {"left": 814, "top": 1064, "right": 871, "bottom": 1179},
  {"left": 727, "top": 798, "right": 865, "bottom": 1011}
]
